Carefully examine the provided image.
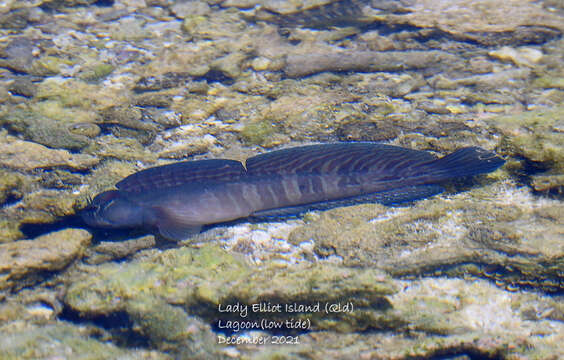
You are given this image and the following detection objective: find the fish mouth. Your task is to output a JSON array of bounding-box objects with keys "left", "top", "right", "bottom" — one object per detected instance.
[
  {"left": 80, "top": 190, "right": 123, "bottom": 228},
  {"left": 80, "top": 207, "right": 110, "bottom": 228},
  {"left": 80, "top": 204, "right": 120, "bottom": 228}
]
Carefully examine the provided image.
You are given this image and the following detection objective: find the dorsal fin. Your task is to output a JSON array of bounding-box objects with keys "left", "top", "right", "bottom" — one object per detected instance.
[
  {"left": 245, "top": 143, "right": 437, "bottom": 176},
  {"left": 117, "top": 159, "right": 246, "bottom": 192}
]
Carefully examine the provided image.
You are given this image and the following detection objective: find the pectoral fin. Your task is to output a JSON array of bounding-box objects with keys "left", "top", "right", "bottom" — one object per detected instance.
[{"left": 150, "top": 207, "right": 203, "bottom": 241}]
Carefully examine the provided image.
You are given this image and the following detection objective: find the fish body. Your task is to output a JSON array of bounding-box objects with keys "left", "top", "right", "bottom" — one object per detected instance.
[{"left": 82, "top": 143, "right": 504, "bottom": 240}]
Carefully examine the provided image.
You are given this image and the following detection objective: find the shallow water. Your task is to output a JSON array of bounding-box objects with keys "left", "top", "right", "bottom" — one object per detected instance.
[{"left": 0, "top": 0, "right": 563, "bottom": 359}]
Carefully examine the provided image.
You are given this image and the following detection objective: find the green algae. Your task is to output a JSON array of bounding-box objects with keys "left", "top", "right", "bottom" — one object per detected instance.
[
  {"left": 68, "top": 122, "right": 101, "bottom": 138},
  {"left": 0, "top": 322, "right": 169, "bottom": 360},
  {"left": 65, "top": 244, "right": 397, "bottom": 336},
  {"left": 488, "top": 106, "right": 564, "bottom": 170},
  {"left": 0, "top": 229, "right": 91, "bottom": 291},
  {"left": 84, "top": 135, "right": 157, "bottom": 162},
  {"left": 240, "top": 119, "right": 278, "bottom": 146},
  {"left": 30, "top": 55, "right": 75, "bottom": 76},
  {"left": 32, "top": 100, "right": 98, "bottom": 125},
  {"left": 84, "top": 235, "right": 156, "bottom": 265},
  {"left": 288, "top": 189, "right": 563, "bottom": 293},
  {"left": 78, "top": 63, "right": 115, "bottom": 82},
  {"left": 35, "top": 78, "right": 93, "bottom": 107},
  {"left": 533, "top": 74, "right": 564, "bottom": 90},
  {"left": 0, "top": 169, "right": 24, "bottom": 205},
  {"left": 65, "top": 245, "right": 248, "bottom": 314},
  {"left": 487, "top": 106, "right": 564, "bottom": 196},
  {"left": 0, "top": 218, "right": 24, "bottom": 243},
  {"left": 127, "top": 299, "right": 195, "bottom": 343},
  {"left": 99, "top": 106, "right": 156, "bottom": 131},
  {"left": 127, "top": 297, "right": 220, "bottom": 358},
  {"left": 0, "top": 107, "right": 91, "bottom": 150},
  {"left": 35, "top": 77, "right": 124, "bottom": 110}
]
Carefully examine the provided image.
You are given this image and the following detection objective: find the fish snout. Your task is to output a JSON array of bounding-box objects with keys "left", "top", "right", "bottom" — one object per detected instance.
[{"left": 81, "top": 190, "right": 144, "bottom": 228}]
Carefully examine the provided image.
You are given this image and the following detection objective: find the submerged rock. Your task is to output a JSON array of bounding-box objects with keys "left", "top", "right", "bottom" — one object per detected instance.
[
  {"left": 0, "top": 322, "right": 168, "bottom": 360},
  {"left": 395, "top": 0, "right": 563, "bottom": 46},
  {"left": 62, "top": 239, "right": 564, "bottom": 358},
  {"left": 84, "top": 235, "right": 157, "bottom": 265},
  {"left": 283, "top": 50, "right": 454, "bottom": 78},
  {"left": 0, "top": 108, "right": 91, "bottom": 150},
  {"left": 0, "top": 229, "right": 91, "bottom": 291},
  {"left": 0, "top": 132, "right": 98, "bottom": 171},
  {"left": 486, "top": 106, "right": 564, "bottom": 197},
  {"left": 64, "top": 244, "right": 397, "bottom": 356},
  {"left": 289, "top": 184, "right": 563, "bottom": 293},
  {"left": 0, "top": 169, "right": 25, "bottom": 206}
]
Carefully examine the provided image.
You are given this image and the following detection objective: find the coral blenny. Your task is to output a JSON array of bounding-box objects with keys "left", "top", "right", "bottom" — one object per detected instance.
[{"left": 82, "top": 143, "right": 504, "bottom": 240}]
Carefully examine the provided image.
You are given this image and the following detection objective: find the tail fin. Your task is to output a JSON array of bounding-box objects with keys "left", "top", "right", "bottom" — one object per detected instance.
[{"left": 416, "top": 147, "right": 505, "bottom": 182}]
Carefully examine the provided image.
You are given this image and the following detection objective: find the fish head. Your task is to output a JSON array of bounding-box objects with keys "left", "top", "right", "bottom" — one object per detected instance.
[{"left": 81, "top": 190, "right": 144, "bottom": 228}]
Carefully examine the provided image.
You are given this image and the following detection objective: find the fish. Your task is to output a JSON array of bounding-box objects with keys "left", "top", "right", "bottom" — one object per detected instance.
[{"left": 82, "top": 143, "right": 504, "bottom": 240}]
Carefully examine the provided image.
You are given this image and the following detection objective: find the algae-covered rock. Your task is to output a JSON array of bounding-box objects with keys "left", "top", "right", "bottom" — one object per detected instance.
[
  {"left": 2, "top": 188, "right": 81, "bottom": 228},
  {"left": 0, "top": 37, "right": 54, "bottom": 75},
  {"left": 68, "top": 122, "right": 101, "bottom": 138},
  {"left": 488, "top": 106, "right": 564, "bottom": 166},
  {"left": 65, "top": 244, "right": 396, "bottom": 357},
  {"left": 0, "top": 169, "right": 25, "bottom": 205},
  {"left": 229, "top": 278, "right": 564, "bottom": 359},
  {"left": 397, "top": 0, "right": 563, "bottom": 46},
  {"left": 126, "top": 297, "right": 221, "bottom": 359},
  {"left": 284, "top": 51, "right": 454, "bottom": 78},
  {"left": 486, "top": 106, "right": 564, "bottom": 195},
  {"left": 0, "top": 217, "right": 25, "bottom": 243},
  {"left": 99, "top": 106, "right": 157, "bottom": 132},
  {"left": 239, "top": 119, "right": 279, "bottom": 146},
  {"left": 84, "top": 135, "right": 157, "bottom": 162},
  {"left": 34, "top": 77, "right": 125, "bottom": 121},
  {"left": 84, "top": 235, "right": 157, "bottom": 265},
  {"left": 30, "top": 55, "right": 76, "bottom": 76},
  {"left": 134, "top": 72, "right": 193, "bottom": 92},
  {"left": 288, "top": 184, "right": 563, "bottom": 293},
  {"left": 0, "top": 107, "right": 91, "bottom": 150},
  {"left": 254, "top": 87, "right": 361, "bottom": 141},
  {"left": 0, "top": 229, "right": 91, "bottom": 291},
  {"left": 387, "top": 278, "right": 564, "bottom": 355},
  {"left": 0, "top": 132, "right": 98, "bottom": 171},
  {"left": 78, "top": 62, "right": 115, "bottom": 81},
  {"left": 70, "top": 240, "right": 560, "bottom": 359},
  {"left": 65, "top": 244, "right": 397, "bottom": 334},
  {"left": 0, "top": 322, "right": 168, "bottom": 360}
]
